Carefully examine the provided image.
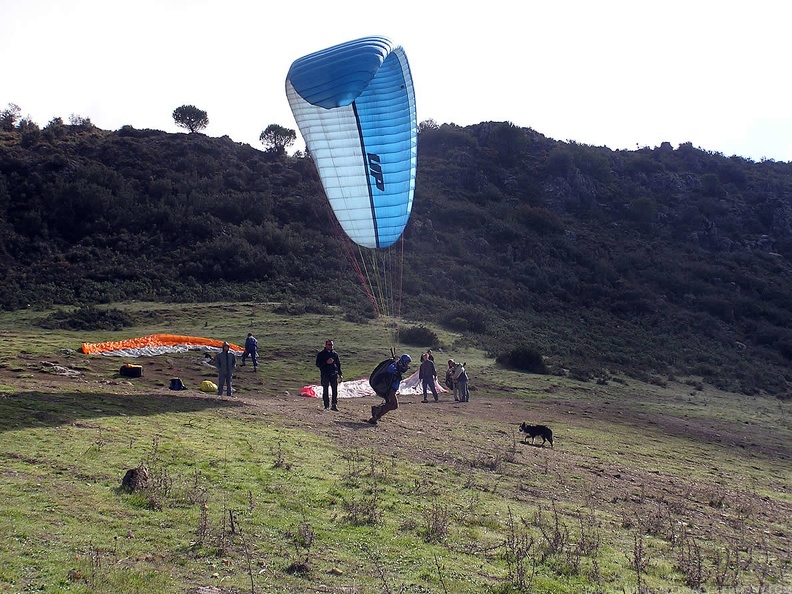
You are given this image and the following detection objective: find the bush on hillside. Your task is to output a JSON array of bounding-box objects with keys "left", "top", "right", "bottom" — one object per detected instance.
[
  {"left": 272, "top": 298, "right": 329, "bottom": 316},
  {"left": 495, "top": 345, "right": 548, "bottom": 374},
  {"left": 441, "top": 307, "right": 487, "bottom": 333},
  {"left": 38, "top": 306, "right": 135, "bottom": 331},
  {"left": 400, "top": 325, "right": 438, "bottom": 347}
]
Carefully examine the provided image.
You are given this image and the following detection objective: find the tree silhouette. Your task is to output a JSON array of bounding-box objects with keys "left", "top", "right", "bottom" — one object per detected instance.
[
  {"left": 259, "top": 124, "right": 296, "bottom": 155},
  {"left": 172, "top": 105, "right": 209, "bottom": 133},
  {"left": 0, "top": 103, "right": 21, "bottom": 131}
]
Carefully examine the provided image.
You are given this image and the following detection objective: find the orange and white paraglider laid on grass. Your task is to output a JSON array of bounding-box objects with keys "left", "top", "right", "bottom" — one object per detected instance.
[{"left": 81, "top": 334, "right": 243, "bottom": 357}]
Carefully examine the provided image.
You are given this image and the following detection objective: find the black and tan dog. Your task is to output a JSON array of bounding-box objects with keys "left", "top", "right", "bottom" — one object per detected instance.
[{"left": 519, "top": 423, "right": 554, "bottom": 447}]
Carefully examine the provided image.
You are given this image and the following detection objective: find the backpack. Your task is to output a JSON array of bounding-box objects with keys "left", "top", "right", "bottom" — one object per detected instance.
[
  {"left": 119, "top": 363, "right": 142, "bottom": 378},
  {"left": 169, "top": 377, "right": 186, "bottom": 391},
  {"left": 444, "top": 368, "right": 454, "bottom": 390},
  {"left": 369, "top": 357, "right": 395, "bottom": 398}
]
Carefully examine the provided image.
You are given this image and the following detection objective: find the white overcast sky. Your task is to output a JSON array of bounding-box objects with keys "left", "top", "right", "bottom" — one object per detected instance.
[{"left": 2, "top": 0, "right": 790, "bottom": 161}]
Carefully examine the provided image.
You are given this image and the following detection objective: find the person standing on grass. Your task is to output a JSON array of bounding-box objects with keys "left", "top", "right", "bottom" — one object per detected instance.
[
  {"left": 419, "top": 352, "right": 439, "bottom": 403},
  {"left": 453, "top": 361, "right": 469, "bottom": 402},
  {"left": 445, "top": 359, "right": 457, "bottom": 399},
  {"left": 241, "top": 332, "right": 258, "bottom": 371},
  {"left": 315, "top": 339, "right": 342, "bottom": 411},
  {"left": 214, "top": 341, "right": 236, "bottom": 397}
]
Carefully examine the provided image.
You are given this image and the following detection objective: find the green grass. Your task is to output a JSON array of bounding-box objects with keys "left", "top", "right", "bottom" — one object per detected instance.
[{"left": 0, "top": 302, "right": 790, "bottom": 593}]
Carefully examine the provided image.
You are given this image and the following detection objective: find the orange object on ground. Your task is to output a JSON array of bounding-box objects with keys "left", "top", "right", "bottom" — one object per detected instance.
[{"left": 81, "top": 334, "right": 243, "bottom": 357}]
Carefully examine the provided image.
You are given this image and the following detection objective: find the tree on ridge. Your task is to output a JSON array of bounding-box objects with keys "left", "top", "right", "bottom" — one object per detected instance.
[{"left": 173, "top": 105, "right": 209, "bottom": 133}]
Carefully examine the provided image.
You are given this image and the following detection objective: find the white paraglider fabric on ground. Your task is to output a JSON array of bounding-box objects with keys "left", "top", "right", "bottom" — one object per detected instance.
[{"left": 300, "top": 369, "right": 446, "bottom": 399}]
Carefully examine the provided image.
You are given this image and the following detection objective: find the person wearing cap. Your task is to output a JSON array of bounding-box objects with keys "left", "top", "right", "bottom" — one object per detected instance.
[
  {"left": 213, "top": 341, "right": 237, "bottom": 397},
  {"left": 368, "top": 354, "right": 411, "bottom": 425}
]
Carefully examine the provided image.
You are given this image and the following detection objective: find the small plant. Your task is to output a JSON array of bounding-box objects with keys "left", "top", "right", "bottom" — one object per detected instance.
[
  {"left": 88, "top": 542, "right": 104, "bottom": 588},
  {"left": 144, "top": 465, "right": 173, "bottom": 511},
  {"left": 473, "top": 452, "right": 503, "bottom": 472},
  {"left": 711, "top": 542, "right": 741, "bottom": 592},
  {"left": 272, "top": 441, "right": 291, "bottom": 470},
  {"left": 503, "top": 508, "right": 537, "bottom": 591},
  {"left": 195, "top": 502, "right": 210, "bottom": 544},
  {"left": 361, "top": 544, "right": 401, "bottom": 594},
  {"left": 574, "top": 504, "right": 602, "bottom": 559},
  {"left": 628, "top": 531, "right": 650, "bottom": 593},
  {"left": 285, "top": 518, "right": 315, "bottom": 575},
  {"left": 342, "top": 482, "right": 382, "bottom": 526},
  {"left": 706, "top": 485, "right": 726, "bottom": 508},
  {"left": 433, "top": 554, "right": 450, "bottom": 594},
  {"left": 677, "top": 534, "right": 706, "bottom": 589},
  {"left": 186, "top": 469, "right": 208, "bottom": 505},
  {"left": 89, "top": 426, "right": 106, "bottom": 452},
  {"left": 341, "top": 448, "right": 366, "bottom": 483},
  {"left": 420, "top": 499, "right": 450, "bottom": 543},
  {"left": 533, "top": 501, "right": 569, "bottom": 563},
  {"left": 640, "top": 499, "right": 671, "bottom": 537}
]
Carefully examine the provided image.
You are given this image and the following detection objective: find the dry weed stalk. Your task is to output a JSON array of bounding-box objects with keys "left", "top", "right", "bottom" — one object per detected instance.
[
  {"left": 503, "top": 507, "right": 537, "bottom": 591},
  {"left": 628, "top": 531, "right": 650, "bottom": 593},
  {"left": 421, "top": 499, "right": 450, "bottom": 543}
]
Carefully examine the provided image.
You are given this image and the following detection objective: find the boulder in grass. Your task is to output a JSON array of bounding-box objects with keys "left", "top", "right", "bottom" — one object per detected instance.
[{"left": 121, "top": 465, "right": 149, "bottom": 492}]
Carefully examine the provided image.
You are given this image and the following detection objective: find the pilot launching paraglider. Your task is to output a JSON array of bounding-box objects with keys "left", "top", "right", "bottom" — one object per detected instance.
[
  {"left": 286, "top": 36, "right": 417, "bottom": 422},
  {"left": 367, "top": 354, "right": 412, "bottom": 425}
]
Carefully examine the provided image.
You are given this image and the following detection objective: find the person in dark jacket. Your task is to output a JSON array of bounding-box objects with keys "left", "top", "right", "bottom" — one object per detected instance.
[
  {"left": 241, "top": 332, "right": 258, "bottom": 371},
  {"left": 445, "top": 359, "right": 456, "bottom": 399},
  {"left": 315, "top": 339, "right": 342, "bottom": 411},
  {"left": 419, "top": 353, "right": 439, "bottom": 402},
  {"left": 368, "top": 354, "right": 411, "bottom": 425},
  {"left": 214, "top": 341, "right": 237, "bottom": 397}
]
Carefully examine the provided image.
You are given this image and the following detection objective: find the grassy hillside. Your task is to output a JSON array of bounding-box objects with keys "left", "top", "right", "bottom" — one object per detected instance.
[
  {"left": 0, "top": 303, "right": 789, "bottom": 593},
  {"left": 2, "top": 121, "right": 792, "bottom": 399}
]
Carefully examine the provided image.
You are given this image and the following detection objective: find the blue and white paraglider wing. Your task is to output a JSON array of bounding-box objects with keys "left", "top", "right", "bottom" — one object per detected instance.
[{"left": 286, "top": 36, "right": 417, "bottom": 249}]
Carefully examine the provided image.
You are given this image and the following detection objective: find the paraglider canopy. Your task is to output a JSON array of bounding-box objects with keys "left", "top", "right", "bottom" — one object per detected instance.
[{"left": 286, "top": 35, "right": 417, "bottom": 249}]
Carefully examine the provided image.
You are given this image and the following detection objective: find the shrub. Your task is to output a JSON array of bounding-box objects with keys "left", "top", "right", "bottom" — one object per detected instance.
[
  {"left": 0, "top": 103, "right": 21, "bottom": 131},
  {"left": 441, "top": 307, "right": 487, "bottom": 333},
  {"left": 42, "top": 117, "right": 67, "bottom": 141},
  {"left": 38, "top": 305, "right": 135, "bottom": 331},
  {"left": 546, "top": 146, "right": 573, "bottom": 176},
  {"left": 496, "top": 345, "right": 548, "bottom": 374},
  {"left": 514, "top": 206, "right": 565, "bottom": 235},
  {"left": 273, "top": 299, "right": 329, "bottom": 316},
  {"left": 400, "top": 325, "right": 438, "bottom": 347}
]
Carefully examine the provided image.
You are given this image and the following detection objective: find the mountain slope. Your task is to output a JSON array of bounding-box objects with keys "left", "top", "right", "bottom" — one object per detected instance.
[{"left": 2, "top": 120, "right": 791, "bottom": 395}]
